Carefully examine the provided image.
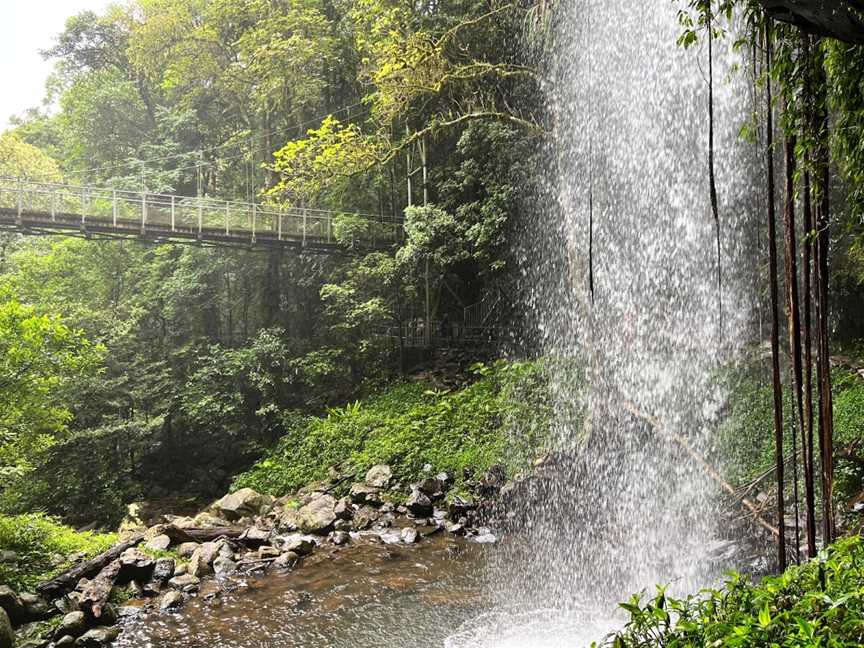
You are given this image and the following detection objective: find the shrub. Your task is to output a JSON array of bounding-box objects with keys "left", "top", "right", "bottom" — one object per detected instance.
[
  {"left": 232, "top": 360, "right": 551, "bottom": 496},
  {"left": 0, "top": 513, "right": 116, "bottom": 591}
]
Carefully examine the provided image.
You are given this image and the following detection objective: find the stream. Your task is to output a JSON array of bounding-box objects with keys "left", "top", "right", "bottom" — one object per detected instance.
[{"left": 114, "top": 535, "right": 489, "bottom": 648}]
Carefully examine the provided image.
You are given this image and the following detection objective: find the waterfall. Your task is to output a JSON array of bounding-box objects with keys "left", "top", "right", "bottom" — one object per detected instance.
[{"left": 448, "top": 1, "right": 758, "bottom": 645}]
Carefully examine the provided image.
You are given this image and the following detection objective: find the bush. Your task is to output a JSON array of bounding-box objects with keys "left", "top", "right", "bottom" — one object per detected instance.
[
  {"left": 603, "top": 534, "right": 864, "bottom": 647},
  {"left": 0, "top": 513, "right": 116, "bottom": 591},
  {"left": 232, "top": 360, "right": 551, "bottom": 496}
]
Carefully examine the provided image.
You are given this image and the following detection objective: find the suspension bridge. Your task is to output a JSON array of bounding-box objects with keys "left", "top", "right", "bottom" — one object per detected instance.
[{"left": 0, "top": 177, "right": 402, "bottom": 252}]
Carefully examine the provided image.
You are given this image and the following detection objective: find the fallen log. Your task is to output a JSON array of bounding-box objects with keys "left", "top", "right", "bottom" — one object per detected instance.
[
  {"left": 36, "top": 533, "right": 144, "bottom": 600},
  {"left": 79, "top": 560, "right": 121, "bottom": 620},
  {"left": 622, "top": 400, "right": 781, "bottom": 538},
  {"left": 163, "top": 525, "right": 245, "bottom": 545}
]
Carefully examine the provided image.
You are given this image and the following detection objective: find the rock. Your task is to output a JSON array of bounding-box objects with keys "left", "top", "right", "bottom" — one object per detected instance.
[
  {"left": 239, "top": 526, "right": 272, "bottom": 547},
  {"left": 349, "top": 483, "right": 381, "bottom": 506},
  {"left": 282, "top": 537, "right": 315, "bottom": 557},
  {"left": 0, "top": 586, "right": 24, "bottom": 624},
  {"left": 213, "top": 556, "right": 237, "bottom": 577},
  {"left": 272, "top": 552, "right": 298, "bottom": 569},
  {"left": 118, "top": 548, "right": 155, "bottom": 582},
  {"left": 278, "top": 508, "right": 300, "bottom": 532},
  {"left": 436, "top": 472, "right": 452, "bottom": 487},
  {"left": 364, "top": 464, "right": 392, "bottom": 489},
  {"left": 173, "top": 563, "right": 187, "bottom": 577},
  {"left": 479, "top": 464, "right": 507, "bottom": 495},
  {"left": 145, "top": 534, "right": 171, "bottom": 552},
  {"left": 54, "top": 612, "right": 87, "bottom": 639},
  {"left": 334, "top": 497, "right": 353, "bottom": 520},
  {"left": 151, "top": 558, "right": 175, "bottom": 585},
  {"left": 188, "top": 541, "right": 224, "bottom": 577},
  {"left": 446, "top": 522, "right": 466, "bottom": 535},
  {"left": 406, "top": 488, "right": 433, "bottom": 516},
  {"left": 352, "top": 506, "right": 380, "bottom": 530},
  {"left": 117, "top": 606, "right": 142, "bottom": 619},
  {"left": 168, "top": 574, "right": 200, "bottom": 592},
  {"left": 159, "top": 591, "right": 184, "bottom": 611},
  {"left": 400, "top": 527, "right": 418, "bottom": 544},
  {"left": 333, "top": 519, "right": 352, "bottom": 532},
  {"left": 447, "top": 495, "right": 477, "bottom": 518},
  {"left": 75, "top": 626, "right": 120, "bottom": 646},
  {"left": 296, "top": 494, "right": 337, "bottom": 534},
  {"left": 331, "top": 531, "right": 350, "bottom": 546},
  {"left": 56, "top": 636, "right": 76, "bottom": 647},
  {"left": 417, "top": 477, "right": 445, "bottom": 499},
  {"left": 258, "top": 546, "right": 281, "bottom": 560},
  {"left": 177, "top": 542, "right": 199, "bottom": 558},
  {"left": 19, "top": 592, "right": 49, "bottom": 621},
  {"left": 210, "top": 488, "right": 273, "bottom": 521},
  {"left": 379, "top": 532, "right": 402, "bottom": 545},
  {"left": 192, "top": 512, "right": 231, "bottom": 528},
  {"left": 122, "top": 580, "right": 145, "bottom": 599},
  {"left": 472, "top": 528, "right": 496, "bottom": 544},
  {"left": 0, "top": 609, "right": 10, "bottom": 648}
]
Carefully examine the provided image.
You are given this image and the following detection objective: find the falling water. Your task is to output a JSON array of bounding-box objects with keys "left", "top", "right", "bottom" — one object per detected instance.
[{"left": 448, "top": 0, "right": 759, "bottom": 646}]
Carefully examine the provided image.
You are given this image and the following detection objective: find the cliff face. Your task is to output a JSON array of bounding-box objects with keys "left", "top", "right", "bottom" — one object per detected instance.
[{"left": 760, "top": 0, "right": 864, "bottom": 43}]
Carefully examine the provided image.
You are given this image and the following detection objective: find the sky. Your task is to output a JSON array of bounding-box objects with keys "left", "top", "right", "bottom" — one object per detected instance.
[{"left": 1, "top": 0, "right": 109, "bottom": 131}]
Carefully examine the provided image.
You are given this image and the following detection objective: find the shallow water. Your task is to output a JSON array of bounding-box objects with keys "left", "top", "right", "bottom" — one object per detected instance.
[{"left": 115, "top": 535, "right": 494, "bottom": 648}]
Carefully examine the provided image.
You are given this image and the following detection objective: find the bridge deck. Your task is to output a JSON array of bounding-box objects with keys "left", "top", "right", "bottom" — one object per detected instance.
[{"left": 0, "top": 178, "right": 401, "bottom": 252}]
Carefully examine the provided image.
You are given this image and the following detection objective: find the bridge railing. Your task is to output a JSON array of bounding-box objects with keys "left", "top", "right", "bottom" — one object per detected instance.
[{"left": 0, "top": 177, "right": 402, "bottom": 247}]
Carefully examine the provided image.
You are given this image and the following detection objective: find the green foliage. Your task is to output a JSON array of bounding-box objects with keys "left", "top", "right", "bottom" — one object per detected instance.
[
  {"left": 233, "top": 360, "right": 550, "bottom": 496},
  {"left": 0, "top": 513, "right": 116, "bottom": 592},
  {"left": 603, "top": 534, "right": 864, "bottom": 647},
  {"left": 0, "top": 297, "right": 102, "bottom": 484}
]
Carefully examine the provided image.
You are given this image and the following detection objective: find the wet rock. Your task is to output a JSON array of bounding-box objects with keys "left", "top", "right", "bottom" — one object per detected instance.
[
  {"left": 334, "top": 519, "right": 352, "bottom": 532},
  {"left": 364, "top": 465, "right": 392, "bottom": 489},
  {"left": 75, "top": 626, "right": 120, "bottom": 646},
  {"left": 379, "top": 532, "right": 402, "bottom": 545},
  {"left": 210, "top": 488, "right": 273, "bottom": 522},
  {"left": 352, "top": 506, "right": 380, "bottom": 530},
  {"left": 349, "top": 483, "right": 381, "bottom": 506},
  {"left": 159, "top": 591, "right": 184, "bottom": 611},
  {"left": 447, "top": 495, "right": 476, "bottom": 518},
  {"left": 258, "top": 545, "right": 281, "bottom": 560},
  {"left": 282, "top": 537, "right": 315, "bottom": 557},
  {"left": 331, "top": 531, "right": 350, "bottom": 546},
  {"left": 118, "top": 548, "right": 155, "bottom": 582},
  {"left": 0, "top": 586, "right": 24, "bottom": 624},
  {"left": 168, "top": 574, "right": 200, "bottom": 592},
  {"left": 446, "top": 522, "right": 466, "bottom": 536},
  {"left": 296, "top": 494, "right": 337, "bottom": 534},
  {"left": 406, "top": 488, "right": 433, "bottom": 517},
  {"left": 55, "top": 611, "right": 87, "bottom": 640},
  {"left": 478, "top": 464, "right": 507, "bottom": 496},
  {"left": 472, "top": 528, "right": 496, "bottom": 544},
  {"left": 0, "top": 609, "right": 10, "bottom": 648},
  {"left": 56, "top": 636, "right": 76, "bottom": 647},
  {"left": 400, "top": 527, "right": 418, "bottom": 544},
  {"left": 273, "top": 552, "right": 299, "bottom": 569},
  {"left": 417, "top": 477, "right": 445, "bottom": 499},
  {"left": 239, "top": 526, "right": 272, "bottom": 547},
  {"left": 151, "top": 558, "right": 175, "bottom": 585},
  {"left": 145, "top": 534, "right": 171, "bottom": 552},
  {"left": 278, "top": 508, "right": 300, "bottom": 532},
  {"left": 334, "top": 497, "right": 353, "bottom": 520},
  {"left": 117, "top": 606, "right": 143, "bottom": 619}
]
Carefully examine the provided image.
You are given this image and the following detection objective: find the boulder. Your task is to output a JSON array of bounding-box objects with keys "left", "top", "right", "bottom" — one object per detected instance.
[
  {"left": 168, "top": 574, "right": 200, "bottom": 592},
  {"left": 177, "top": 542, "right": 199, "bottom": 558},
  {"left": 75, "top": 626, "right": 120, "bottom": 646},
  {"left": 239, "top": 526, "right": 272, "bottom": 547},
  {"left": 213, "top": 556, "right": 237, "bottom": 577},
  {"left": 296, "top": 494, "right": 337, "bottom": 534},
  {"left": 118, "top": 548, "right": 154, "bottom": 583},
  {"left": 400, "top": 527, "right": 418, "bottom": 544},
  {"left": 352, "top": 506, "right": 380, "bottom": 530},
  {"left": 258, "top": 546, "right": 281, "bottom": 560},
  {"left": 447, "top": 495, "right": 477, "bottom": 518},
  {"left": 330, "top": 531, "right": 350, "bottom": 546},
  {"left": 364, "top": 464, "right": 392, "bottom": 489},
  {"left": 0, "top": 586, "right": 24, "bottom": 624},
  {"left": 273, "top": 552, "right": 299, "bottom": 569},
  {"left": 334, "top": 497, "right": 353, "bottom": 520},
  {"left": 349, "top": 483, "right": 381, "bottom": 506},
  {"left": 277, "top": 508, "right": 300, "bottom": 532},
  {"left": 0, "top": 609, "right": 10, "bottom": 648},
  {"left": 281, "top": 537, "right": 315, "bottom": 557},
  {"left": 192, "top": 512, "right": 231, "bottom": 528},
  {"left": 145, "top": 534, "right": 171, "bottom": 552},
  {"left": 210, "top": 488, "right": 273, "bottom": 522},
  {"left": 151, "top": 558, "right": 175, "bottom": 585},
  {"left": 416, "top": 477, "right": 445, "bottom": 499},
  {"left": 406, "top": 488, "right": 433, "bottom": 516},
  {"left": 159, "top": 591, "right": 184, "bottom": 611},
  {"left": 19, "top": 592, "right": 49, "bottom": 621},
  {"left": 188, "top": 541, "right": 223, "bottom": 578},
  {"left": 56, "top": 636, "right": 76, "bottom": 647},
  {"left": 55, "top": 610, "right": 88, "bottom": 640}
]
